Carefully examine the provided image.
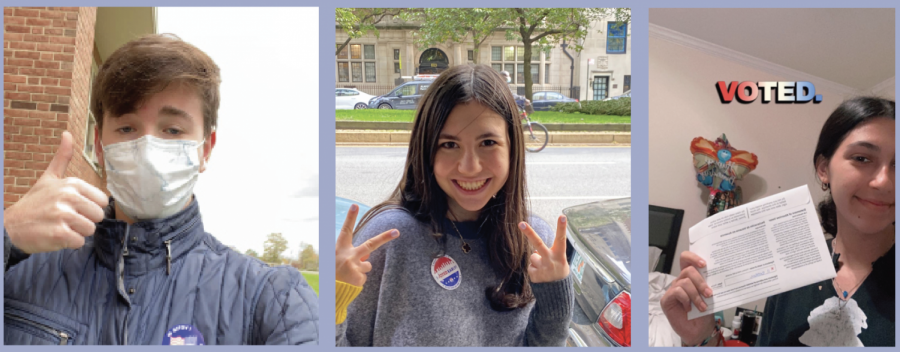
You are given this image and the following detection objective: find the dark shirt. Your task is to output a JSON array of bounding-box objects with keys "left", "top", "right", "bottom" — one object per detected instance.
[{"left": 758, "top": 239, "right": 895, "bottom": 346}]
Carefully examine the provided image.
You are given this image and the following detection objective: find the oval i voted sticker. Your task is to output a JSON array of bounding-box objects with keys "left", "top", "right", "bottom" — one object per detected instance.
[
  {"left": 163, "top": 324, "right": 205, "bottom": 345},
  {"left": 431, "top": 255, "right": 461, "bottom": 290}
]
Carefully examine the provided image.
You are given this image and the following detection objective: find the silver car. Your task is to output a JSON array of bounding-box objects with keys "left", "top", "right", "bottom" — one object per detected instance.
[{"left": 564, "top": 198, "right": 631, "bottom": 347}]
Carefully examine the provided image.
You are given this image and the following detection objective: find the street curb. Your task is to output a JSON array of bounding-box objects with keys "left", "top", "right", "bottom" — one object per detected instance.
[
  {"left": 336, "top": 121, "right": 630, "bottom": 132},
  {"left": 336, "top": 130, "right": 630, "bottom": 145}
]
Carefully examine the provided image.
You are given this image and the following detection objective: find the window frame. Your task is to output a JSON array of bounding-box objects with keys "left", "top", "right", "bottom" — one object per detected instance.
[{"left": 606, "top": 21, "right": 628, "bottom": 54}]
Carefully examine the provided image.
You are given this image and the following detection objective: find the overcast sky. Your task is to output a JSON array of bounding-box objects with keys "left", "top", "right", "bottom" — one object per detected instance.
[{"left": 157, "top": 8, "right": 320, "bottom": 257}]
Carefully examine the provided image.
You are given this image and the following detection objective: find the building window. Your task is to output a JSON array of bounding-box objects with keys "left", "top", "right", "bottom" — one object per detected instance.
[
  {"left": 624, "top": 75, "right": 631, "bottom": 92},
  {"left": 365, "top": 62, "right": 376, "bottom": 82},
  {"left": 393, "top": 48, "right": 401, "bottom": 74},
  {"left": 491, "top": 47, "right": 502, "bottom": 61},
  {"left": 504, "top": 46, "right": 515, "bottom": 61},
  {"left": 83, "top": 56, "right": 101, "bottom": 173},
  {"left": 351, "top": 62, "right": 362, "bottom": 82},
  {"left": 492, "top": 46, "right": 548, "bottom": 85},
  {"left": 468, "top": 50, "right": 474, "bottom": 61},
  {"left": 338, "top": 62, "right": 349, "bottom": 82},
  {"left": 337, "top": 43, "right": 377, "bottom": 82},
  {"left": 607, "top": 22, "right": 627, "bottom": 54},
  {"left": 545, "top": 63, "right": 550, "bottom": 84}
]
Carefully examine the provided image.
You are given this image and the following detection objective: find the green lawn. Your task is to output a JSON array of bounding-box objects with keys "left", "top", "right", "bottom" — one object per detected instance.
[
  {"left": 336, "top": 109, "right": 630, "bottom": 124},
  {"left": 301, "top": 271, "right": 319, "bottom": 295}
]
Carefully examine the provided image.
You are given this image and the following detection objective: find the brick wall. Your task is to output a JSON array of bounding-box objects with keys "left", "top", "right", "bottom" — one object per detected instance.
[{"left": 4, "top": 7, "right": 103, "bottom": 209}]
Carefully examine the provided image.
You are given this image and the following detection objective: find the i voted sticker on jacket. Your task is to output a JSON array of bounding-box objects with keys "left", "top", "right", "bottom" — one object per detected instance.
[
  {"left": 431, "top": 255, "right": 461, "bottom": 290},
  {"left": 163, "top": 324, "right": 205, "bottom": 345}
]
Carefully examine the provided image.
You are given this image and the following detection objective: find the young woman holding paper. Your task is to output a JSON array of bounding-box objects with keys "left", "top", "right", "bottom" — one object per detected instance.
[
  {"left": 334, "top": 64, "right": 574, "bottom": 346},
  {"left": 661, "top": 96, "right": 895, "bottom": 347}
]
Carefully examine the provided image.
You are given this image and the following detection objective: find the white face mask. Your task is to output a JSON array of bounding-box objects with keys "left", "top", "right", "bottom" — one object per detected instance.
[{"left": 102, "top": 135, "right": 205, "bottom": 220}]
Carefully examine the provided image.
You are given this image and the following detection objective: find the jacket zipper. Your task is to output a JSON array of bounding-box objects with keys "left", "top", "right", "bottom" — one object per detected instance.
[
  {"left": 5, "top": 313, "right": 70, "bottom": 345},
  {"left": 162, "top": 216, "right": 200, "bottom": 276},
  {"left": 122, "top": 224, "right": 130, "bottom": 345},
  {"left": 165, "top": 240, "right": 172, "bottom": 275}
]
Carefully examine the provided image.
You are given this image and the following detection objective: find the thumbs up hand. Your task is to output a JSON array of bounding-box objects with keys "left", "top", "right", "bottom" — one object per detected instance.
[{"left": 4, "top": 131, "right": 109, "bottom": 254}]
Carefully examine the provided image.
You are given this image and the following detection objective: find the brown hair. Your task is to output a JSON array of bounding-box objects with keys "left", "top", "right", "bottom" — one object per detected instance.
[
  {"left": 90, "top": 34, "right": 220, "bottom": 138},
  {"left": 356, "top": 64, "right": 535, "bottom": 310},
  {"left": 813, "top": 96, "right": 895, "bottom": 235}
]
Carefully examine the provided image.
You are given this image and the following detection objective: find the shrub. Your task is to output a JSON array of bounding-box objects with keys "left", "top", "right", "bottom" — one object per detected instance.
[{"left": 550, "top": 97, "right": 630, "bottom": 116}]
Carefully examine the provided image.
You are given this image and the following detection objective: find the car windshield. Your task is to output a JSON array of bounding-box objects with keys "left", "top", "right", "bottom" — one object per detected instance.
[{"left": 563, "top": 198, "right": 631, "bottom": 284}]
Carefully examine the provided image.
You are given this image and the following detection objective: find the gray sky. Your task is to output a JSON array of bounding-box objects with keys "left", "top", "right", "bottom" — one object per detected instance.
[{"left": 157, "top": 7, "right": 320, "bottom": 257}]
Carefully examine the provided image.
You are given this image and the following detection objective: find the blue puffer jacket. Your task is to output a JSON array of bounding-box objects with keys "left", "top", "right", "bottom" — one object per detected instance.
[{"left": 3, "top": 198, "right": 319, "bottom": 345}]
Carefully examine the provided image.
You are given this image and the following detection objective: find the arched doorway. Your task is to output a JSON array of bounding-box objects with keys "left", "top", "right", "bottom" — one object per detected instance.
[{"left": 418, "top": 48, "right": 449, "bottom": 75}]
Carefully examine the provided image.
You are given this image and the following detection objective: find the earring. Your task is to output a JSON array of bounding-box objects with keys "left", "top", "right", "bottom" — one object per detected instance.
[
  {"left": 821, "top": 183, "right": 830, "bottom": 191},
  {"left": 492, "top": 193, "right": 497, "bottom": 199}
]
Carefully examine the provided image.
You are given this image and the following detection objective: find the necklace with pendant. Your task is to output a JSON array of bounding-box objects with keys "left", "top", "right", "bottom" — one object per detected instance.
[
  {"left": 447, "top": 214, "right": 488, "bottom": 254},
  {"left": 830, "top": 241, "right": 871, "bottom": 309}
]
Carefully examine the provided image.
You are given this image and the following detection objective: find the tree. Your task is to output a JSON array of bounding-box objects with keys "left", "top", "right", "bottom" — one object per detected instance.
[
  {"left": 406, "top": 9, "right": 506, "bottom": 64},
  {"left": 298, "top": 243, "right": 319, "bottom": 271},
  {"left": 411, "top": 8, "right": 630, "bottom": 99},
  {"left": 336, "top": 8, "right": 407, "bottom": 56},
  {"left": 262, "top": 233, "right": 289, "bottom": 264},
  {"left": 244, "top": 249, "right": 259, "bottom": 259},
  {"left": 501, "top": 8, "right": 630, "bottom": 100}
]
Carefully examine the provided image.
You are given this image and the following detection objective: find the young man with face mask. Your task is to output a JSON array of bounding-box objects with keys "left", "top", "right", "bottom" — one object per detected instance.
[{"left": 2, "top": 34, "right": 319, "bottom": 345}]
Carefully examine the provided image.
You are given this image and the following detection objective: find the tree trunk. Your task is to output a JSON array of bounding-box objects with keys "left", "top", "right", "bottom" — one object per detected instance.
[{"left": 522, "top": 39, "right": 533, "bottom": 101}]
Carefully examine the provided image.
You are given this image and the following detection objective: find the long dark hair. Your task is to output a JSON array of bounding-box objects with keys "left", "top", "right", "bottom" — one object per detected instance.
[
  {"left": 355, "top": 64, "right": 534, "bottom": 310},
  {"left": 814, "top": 96, "right": 895, "bottom": 235}
]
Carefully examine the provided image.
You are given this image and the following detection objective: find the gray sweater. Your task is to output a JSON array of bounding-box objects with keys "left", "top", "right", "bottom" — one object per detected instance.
[{"left": 336, "top": 209, "right": 574, "bottom": 346}]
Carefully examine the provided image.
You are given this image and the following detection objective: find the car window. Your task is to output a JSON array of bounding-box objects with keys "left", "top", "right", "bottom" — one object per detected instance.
[
  {"left": 347, "top": 90, "right": 359, "bottom": 96},
  {"left": 547, "top": 92, "right": 564, "bottom": 100},
  {"left": 336, "top": 89, "right": 345, "bottom": 97},
  {"left": 398, "top": 84, "right": 416, "bottom": 96},
  {"left": 533, "top": 92, "right": 546, "bottom": 101},
  {"left": 418, "top": 84, "right": 430, "bottom": 94}
]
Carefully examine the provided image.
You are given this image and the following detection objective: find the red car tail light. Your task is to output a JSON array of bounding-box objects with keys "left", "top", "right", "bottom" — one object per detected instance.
[{"left": 598, "top": 291, "right": 631, "bottom": 346}]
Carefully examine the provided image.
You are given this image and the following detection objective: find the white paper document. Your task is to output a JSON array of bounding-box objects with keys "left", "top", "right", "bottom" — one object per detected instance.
[{"left": 687, "top": 185, "right": 837, "bottom": 319}]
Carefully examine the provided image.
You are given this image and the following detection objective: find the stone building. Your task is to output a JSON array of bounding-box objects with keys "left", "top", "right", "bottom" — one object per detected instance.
[{"left": 336, "top": 13, "right": 631, "bottom": 101}]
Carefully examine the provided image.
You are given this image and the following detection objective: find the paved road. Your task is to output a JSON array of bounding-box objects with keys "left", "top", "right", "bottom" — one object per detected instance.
[{"left": 336, "top": 146, "right": 631, "bottom": 228}]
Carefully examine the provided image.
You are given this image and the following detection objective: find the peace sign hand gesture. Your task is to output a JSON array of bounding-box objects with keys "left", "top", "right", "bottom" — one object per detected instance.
[
  {"left": 520, "top": 215, "right": 570, "bottom": 284},
  {"left": 336, "top": 204, "right": 400, "bottom": 287}
]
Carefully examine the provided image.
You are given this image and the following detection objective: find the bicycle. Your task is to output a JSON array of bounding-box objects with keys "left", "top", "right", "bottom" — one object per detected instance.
[{"left": 518, "top": 98, "right": 549, "bottom": 153}]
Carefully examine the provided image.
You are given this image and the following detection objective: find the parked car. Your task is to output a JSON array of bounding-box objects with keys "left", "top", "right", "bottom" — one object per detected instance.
[
  {"left": 603, "top": 90, "right": 631, "bottom": 101},
  {"left": 336, "top": 88, "right": 375, "bottom": 110},
  {"left": 564, "top": 198, "right": 631, "bottom": 347},
  {"left": 335, "top": 197, "right": 372, "bottom": 241},
  {"left": 367, "top": 81, "right": 433, "bottom": 110},
  {"left": 531, "top": 91, "right": 580, "bottom": 111}
]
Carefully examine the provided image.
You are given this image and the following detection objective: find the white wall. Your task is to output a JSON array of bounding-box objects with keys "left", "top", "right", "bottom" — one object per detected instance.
[{"left": 648, "top": 36, "right": 877, "bottom": 318}]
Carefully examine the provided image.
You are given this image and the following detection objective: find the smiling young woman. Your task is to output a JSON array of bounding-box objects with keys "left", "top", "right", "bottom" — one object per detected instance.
[
  {"left": 661, "top": 97, "right": 895, "bottom": 347},
  {"left": 334, "top": 64, "right": 574, "bottom": 346}
]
